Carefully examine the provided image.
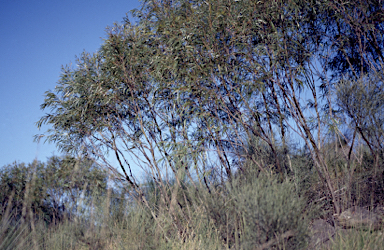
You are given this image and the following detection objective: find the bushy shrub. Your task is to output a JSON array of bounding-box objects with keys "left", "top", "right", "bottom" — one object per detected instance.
[{"left": 230, "top": 171, "right": 309, "bottom": 249}]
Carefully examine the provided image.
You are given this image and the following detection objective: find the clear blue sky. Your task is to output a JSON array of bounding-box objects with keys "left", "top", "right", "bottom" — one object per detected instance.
[{"left": 0, "top": 0, "right": 141, "bottom": 167}]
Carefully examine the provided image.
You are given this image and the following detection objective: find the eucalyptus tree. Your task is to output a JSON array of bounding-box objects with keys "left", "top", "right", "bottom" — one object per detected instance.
[
  {"left": 135, "top": 0, "right": 342, "bottom": 211},
  {"left": 36, "top": 0, "right": 384, "bottom": 218}
]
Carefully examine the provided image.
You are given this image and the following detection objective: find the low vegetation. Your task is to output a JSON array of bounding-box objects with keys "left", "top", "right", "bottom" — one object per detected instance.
[{"left": 1, "top": 143, "right": 383, "bottom": 249}]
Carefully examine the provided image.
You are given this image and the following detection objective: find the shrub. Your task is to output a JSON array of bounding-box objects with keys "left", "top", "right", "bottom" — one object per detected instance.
[{"left": 230, "top": 171, "right": 309, "bottom": 249}]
